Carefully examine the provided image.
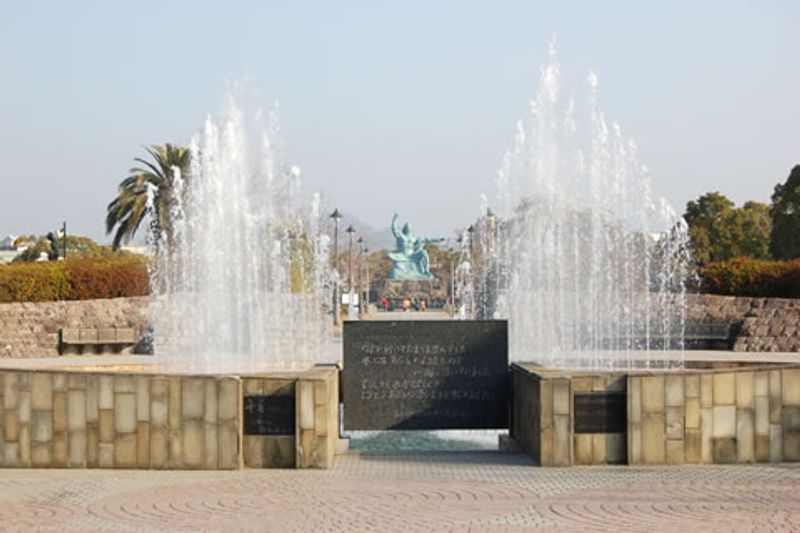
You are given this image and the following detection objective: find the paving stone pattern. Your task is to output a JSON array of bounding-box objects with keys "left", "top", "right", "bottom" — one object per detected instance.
[{"left": 1, "top": 452, "right": 799, "bottom": 532}]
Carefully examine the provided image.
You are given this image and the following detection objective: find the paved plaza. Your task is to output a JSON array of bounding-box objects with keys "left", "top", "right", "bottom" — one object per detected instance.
[{"left": 1, "top": 451, "right": 799, "bottom": 532}]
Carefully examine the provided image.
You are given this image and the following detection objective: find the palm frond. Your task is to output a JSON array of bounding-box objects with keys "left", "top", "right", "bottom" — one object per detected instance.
[{"left": 106, "top": 143, "right": 191, "bottom": 250}]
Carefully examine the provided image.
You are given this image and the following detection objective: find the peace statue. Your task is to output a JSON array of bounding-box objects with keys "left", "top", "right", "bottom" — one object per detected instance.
[{"left": 387, "top": 214, "right": 444, "bottom": 280}]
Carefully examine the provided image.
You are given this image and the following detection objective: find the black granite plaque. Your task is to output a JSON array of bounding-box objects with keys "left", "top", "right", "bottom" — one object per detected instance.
[
  {"left": 573, "top": 392, "right": 626, "bottom": 433},
  {"left": 342, "top": 320, "right": 509, "bottom": 431},
  {"left": 243, "top": 395, "right": 296, "bottom": 436}
]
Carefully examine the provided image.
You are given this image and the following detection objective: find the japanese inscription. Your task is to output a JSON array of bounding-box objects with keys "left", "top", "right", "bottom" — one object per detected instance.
[
  {"left": 573, "top": 392, "right": 627, "bottom": 434},
  {"left": 243, "top": 394, "right": 296, "bottom": 436},
  {"left": 342, "top": 320, "right": 509, "bottom": 430}
]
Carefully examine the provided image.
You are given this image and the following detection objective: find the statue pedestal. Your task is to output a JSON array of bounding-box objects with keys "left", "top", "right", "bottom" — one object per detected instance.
[{"left": 380, "top": 279, "right": 447, "bottom": 305}]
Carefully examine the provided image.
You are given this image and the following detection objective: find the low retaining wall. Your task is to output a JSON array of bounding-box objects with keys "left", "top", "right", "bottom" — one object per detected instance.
[
  {"left": 512, "top": 362, "right": 800, "bottom": 466},
  {"left": 629, "top": 366, "right": 800, "bottom": 464},
  {"left": 0, "top": 370, "right": 241, "bottom": 469},
  {"left": 0, "top": 298, "right": 149, "bottom": 358},
  {"left": 511, "top": 365, "right": 626, "bottom": 466},
  {"left": 685, "top": 294, "right": 800, "bottom": 352},
  {"left": 0, "top": 294, "right": 796, "bottom": 359},
  {"left": 242, "top": 366, "right": 339, "bottom": 469},
  {"left": 0, "top": 364, "right": 339, "bottom": 470}
]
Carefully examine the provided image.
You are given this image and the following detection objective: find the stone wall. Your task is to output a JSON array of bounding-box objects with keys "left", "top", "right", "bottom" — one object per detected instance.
[
  {"left": 511, "top": 365, "right": 627, "bottom": 466},
  {"left": 0, "top": 365, "right": 340, "bottom": 470},
  {"left": 510, "top": 365, "right": 542, "bottom": 463},
  {"left": 0, "top": 294, "right": 796, "bottom": 359},
  {"left": 0, "top": 370, "right": 242, "bottom": 469},
  {"left": 0, "top": 298, "right": 149, "bottom": 358},
  {"left": 628, "top": 366, "right": 800, "bottom": 464},
  {"left": 685, "top": 294, "right": 800, "bottom": 352},
  {"left": 243, "top": 379, "right": 296, "bottom": 468},
  {"left": 513, "top": 362, "right": 800, "bottom": 466},
  {"left": 535, "top": 374, "right": 572, "bottom": 466},
  {"left": 242, "top": 366, "right": 338, "bottom": 469},
  {"left": 571, "top": 374, "right": 627, "bottom": 465}
]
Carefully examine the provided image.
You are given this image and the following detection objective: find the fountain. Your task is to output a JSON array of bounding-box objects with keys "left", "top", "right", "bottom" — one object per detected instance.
[
  {"left": 450, "top": 43, "right": 800, "bottom": 468},
  {"left": 1, "top": 48, "right": 797, "bottom": 472},
  {"left": 149, "top": 87, "right": 334, "bottom": 372},
  {"left": 475, "top": 41, "right": 691, "bottom": 369}
]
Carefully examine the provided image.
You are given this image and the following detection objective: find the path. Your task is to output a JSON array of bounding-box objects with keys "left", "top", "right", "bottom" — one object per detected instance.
[{"left": 1, "top": 451, "right": 799, "bottom": 532}]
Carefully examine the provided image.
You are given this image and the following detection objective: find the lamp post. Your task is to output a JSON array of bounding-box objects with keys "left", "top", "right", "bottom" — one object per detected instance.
[
  {"left": 356, "top": 236, "right": 364, "bottom": 314},
  {"left": 466, "top": 227, "right": 476, "bottom": 319},
  {"left": 485, "top": 208, "right": 498, "bottom": 319},
  {"left": 345, "top": 225, "right": 356, "bottom": 294},
  {"left": 329, "top": 208, "right": 342, "bottom": 326},
  {"left": 364, "top": 246, "right": 370, "bottom": 315},
  {"left": 486, "top": 208, "right": 497, "bottom": 251},
  {"left": 60, "top": 222, "right": 67, "bottom": 259},
  {"left": 452, "top": 236, "right": 462, "bottom": 318}
]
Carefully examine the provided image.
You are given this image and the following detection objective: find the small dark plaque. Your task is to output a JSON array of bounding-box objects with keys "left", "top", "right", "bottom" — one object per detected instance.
[
  {"left": 243, "top": 395, "right": 295, "bottom": 436},
  {"left": 342, "top": 320, "right": 509, "bottom": 431},
  {"left": 574, "top": 392, "right": 626, "bottom": 433}
]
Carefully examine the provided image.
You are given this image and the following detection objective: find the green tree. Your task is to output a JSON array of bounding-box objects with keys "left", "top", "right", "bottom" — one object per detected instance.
[
  {"left": 13, "top": 235, "right": 129, "bottom": 262},
  {"left": 426, "top": 244, "right": 459, "bottom": 289},
  {"left": 737, "top": 201, "right": 772, "bottom": 259},
  {"left": 106, "top": 144, "right": 190, "bottom": 250},
  {"left": 770, "top": 165, "right": 800, "bottom": 260},
  {"left": 684, "top": 192, "right": 735, "bottom": 265},
  {"left": 364, "top": 249, "right": 392, "bottom": 292},
  {"left": 684, "top": 192, "right": 772, "bottom": 265},
  {"left": 12, "top": 235, "right": 38, "bottom": 249},
  {"left": 12, "top": 238, "right": 51, "bottom": 261}
]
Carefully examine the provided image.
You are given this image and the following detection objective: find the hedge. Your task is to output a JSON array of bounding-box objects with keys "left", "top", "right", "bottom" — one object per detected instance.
[
  {"left": 0, "top": 257, "right": 150, "bottom": 303},
  {"left": 699, "top": 257, "right": 800, "bottom": 298}
]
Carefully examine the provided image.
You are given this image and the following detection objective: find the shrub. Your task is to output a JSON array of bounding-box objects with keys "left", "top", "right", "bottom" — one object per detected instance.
[
  {"left": 0, "top": 261, "right": 70, "bottom": 302},
  {"left": 699, "top": 257, "right": 800, "bottom": 298},
  {"left": 64, "top": 257, "right": 150, "bottom": 300},
  {"left": 0, "top": 257, "right": 150, "bottom": 302}
]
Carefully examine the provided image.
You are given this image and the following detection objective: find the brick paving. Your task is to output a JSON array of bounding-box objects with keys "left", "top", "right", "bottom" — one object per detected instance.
[{"left": 1, "top": 452, "right": 799, "bottom": 532}]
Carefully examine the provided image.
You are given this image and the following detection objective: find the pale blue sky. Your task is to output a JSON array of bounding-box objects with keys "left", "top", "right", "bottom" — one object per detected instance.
[{"left": 1, "top": 0, "right": 798, "bottom": 242}]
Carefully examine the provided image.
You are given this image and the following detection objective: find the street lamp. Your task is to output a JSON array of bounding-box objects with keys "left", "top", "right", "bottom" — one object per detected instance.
[
  {"left": 451, "top": 236, "right": 462, "bottom": 318},
  {"left": 363, "top": 246, "right": 370, "bottom": 315},
  {"left": 329, "top": 208, "right": 343, "bottom": 326},
  {"left": 346, "top": 226, "right": 356, "bottom": 294},
  {"left": 59, "top": 222, "right": 67, "bottom": 259},
  {"left": 485, "top": 208, "right": 499, "bottom": 320},
  {"left": 486, "top": 208, "right": 497, "bottom": 251},
  {"left": 356, "top": 236, "right": 364, "bottom": 314}
]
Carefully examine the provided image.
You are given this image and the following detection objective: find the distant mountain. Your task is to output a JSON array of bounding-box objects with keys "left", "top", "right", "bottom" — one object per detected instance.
[{"left": 321, "top": 212, "right": 394, "bottom": 251}]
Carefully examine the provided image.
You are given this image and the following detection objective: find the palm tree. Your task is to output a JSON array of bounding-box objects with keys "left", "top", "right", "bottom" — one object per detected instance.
[{"left": 106, "top": 144, "right": 190, "bottom": 250}]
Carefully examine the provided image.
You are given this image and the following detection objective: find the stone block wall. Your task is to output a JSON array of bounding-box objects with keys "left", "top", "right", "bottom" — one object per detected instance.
[
  {"left": 510, "top": 365, "right": 582, "bottom": 467},
  {"left": 685, "top": 294, "right": 800, "bottom": 352},
  {"left": 0, "top": 298, "right": 149, "bottom": 358},
  {"left": 514, "top": 362, "right": 800, "bottom": 466},
  {"left": 537, "top": 376, "right": 572, "bottom": 466},
  {"left": 571, "top": 375, "right": 627, "bottom": 465},
  {"left": 0, "top": 294, "right": 795, "bottom": 360},
  {"left": 628, "top": 366, "right": 800, "bottom": 464},
  {"left": 296, "top": 368, "right": 339, "bottom": 468},
  {"left": 512, "top": 365, "right": 625, "bottom": 466},
  {"left": 0, "top": 370, "right": 242, "bottom": 469},
  {"left": 242, "top": 366, "right": 338, "bottom": 469},
  {"left": 510, "top": 365, "right": 541, "bottom": 463},
  {"left": 243, "top": 378, "right": 296, "bottom": 468}
]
